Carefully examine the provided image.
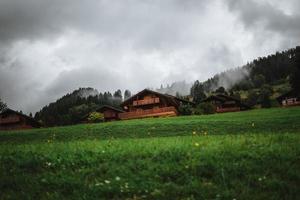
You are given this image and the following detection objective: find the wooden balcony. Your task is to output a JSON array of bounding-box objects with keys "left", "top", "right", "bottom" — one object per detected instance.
[
  {"left": 282, "top": 100, "right": 300, "bottom": 107},
  {"left": 0, "top": 117, "right": 21, "bottom": 124},
  {"left": 118, "top": 106, "right": 177, "bottom": 120},
  {"left": 216, "top": 107, "right": 240, "bottom": 113},
  {"left": 282, "top": 98, "right": 300, "bottom": 107},
  {"left": 133, "top": 98, "right": 160, "bottom": 106}
]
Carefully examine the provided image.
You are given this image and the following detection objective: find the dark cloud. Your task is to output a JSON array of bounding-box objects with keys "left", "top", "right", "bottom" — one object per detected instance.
[
  {"left": 0, "top": 0, "right": 208, "bottom": 49},
  {"left": 227, "top": 0, "right": 300, "bottom": 43}
]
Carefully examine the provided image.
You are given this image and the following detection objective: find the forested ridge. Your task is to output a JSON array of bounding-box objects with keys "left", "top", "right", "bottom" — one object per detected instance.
[
  {"left": 202, "top": 47, "right": 297, "bottom": 92},
  {"left": 34, "top": 88, "right": 131, "bottom": 126}
]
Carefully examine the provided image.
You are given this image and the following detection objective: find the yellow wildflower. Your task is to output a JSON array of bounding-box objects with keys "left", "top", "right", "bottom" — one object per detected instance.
[{"left": 194, "top": 142, "right": 199, "bottom": 147}]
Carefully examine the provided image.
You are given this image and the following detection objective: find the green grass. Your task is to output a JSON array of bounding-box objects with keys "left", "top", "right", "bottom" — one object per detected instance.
[{"left": 1, "top": 107, "right": 300, "bottom": 199}]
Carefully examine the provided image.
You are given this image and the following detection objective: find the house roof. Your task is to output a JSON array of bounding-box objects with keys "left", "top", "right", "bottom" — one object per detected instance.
[
  {"left": 0, "top": 108, "right": 41, "bottom": 127},
  {"left": 80, "top": 105, "right": 124, "bottom": 121},
  {"left": 202, "top": 94, "right": 250, "bottom": 109},
  {"left": 276, "top": 90, "right": 300, "bottom": 102},
  {"left": 97, "top": 105, "right": 125, "bottom": 113},
  {"left": 120, "top": 89, "right": 194, "bottom": 107}
]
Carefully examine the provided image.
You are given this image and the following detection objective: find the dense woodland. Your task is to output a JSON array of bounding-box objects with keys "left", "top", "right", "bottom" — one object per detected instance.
[
  {"left": 0, "top": 46, "right": 299, "bottom": 126},
  {"left": 33, "top": 88, "right": 132, "bottom": 126}
]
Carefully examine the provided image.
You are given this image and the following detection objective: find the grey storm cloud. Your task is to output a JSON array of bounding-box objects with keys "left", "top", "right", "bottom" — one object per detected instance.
[
  {"left": 0, "top": 0, "right": 209, "bottom": 48},
  {"left": 0, "top": 0, "right": 299, "bottom": 113},
  {"left": 227, "top": 0, "right": 300, "bottom": 43}
]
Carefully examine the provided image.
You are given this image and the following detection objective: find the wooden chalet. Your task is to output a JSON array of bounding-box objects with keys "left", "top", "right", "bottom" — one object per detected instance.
[
  {"left": 276, "top": 90, "right": 300, "bottom": 107},
  {"left": 119, "top": 89, "right": 193, "bottom": 120},
  {"left": 202, "top": 94, "right": 250, "bottom": 113},
  {"left": 100, "top": 89, "right": 194, "bottom": 121},
  {"left": 0, "top": 109, "right": 41, "bottom": 131}
]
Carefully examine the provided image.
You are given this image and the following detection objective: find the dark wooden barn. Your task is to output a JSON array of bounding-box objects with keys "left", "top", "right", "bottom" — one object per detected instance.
[
  {"left": 0, "top": 109, "right": 41, "bottom": 131},
  {"left": 276, "top": 90, "right": 300, "bottom": 107},
  {"left": 202, "top": 94, "right": 250, "bottom": 113},
  {"left": 97, "top": 105, "right": 125, "bottom": 121}
]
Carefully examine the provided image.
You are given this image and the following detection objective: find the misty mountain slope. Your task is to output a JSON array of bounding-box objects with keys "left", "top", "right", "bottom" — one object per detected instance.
[
  {"left": 159, "top": 47, "right": 297, "bottom": 96},
  {"left": 202, "top": 47, "right": 296, "bottom": 92}
]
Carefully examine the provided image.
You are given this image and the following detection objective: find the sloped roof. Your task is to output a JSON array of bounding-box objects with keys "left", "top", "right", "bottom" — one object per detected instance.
[
  {"left": 97, "top": 105, "right": 125, "bottom": 113},
  {"left": 202, "top": 94, "right": 250, "bottom": 109},
  {"left": 0, "top": 108, "right": 41, "bottom": 127},
  {"left": 276, "top": 90, "right": 300, "bottom": 102},
  {"left": 120, "top": 89, "right": 194, "bottom": 107}
]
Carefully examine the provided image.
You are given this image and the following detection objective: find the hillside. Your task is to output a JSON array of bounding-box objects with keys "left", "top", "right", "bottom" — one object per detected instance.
[
  {"left": 34, "top": 88, "right": 125, "bottom": 126},
  {"left": 1, "top": 107, "right": 300, "bottom": 199},
  {"left": 199, "top": 47, "right": 296, "bottom": 93},
  {"left": 161, "top": 46, "right": 298, "bottom": 101}
]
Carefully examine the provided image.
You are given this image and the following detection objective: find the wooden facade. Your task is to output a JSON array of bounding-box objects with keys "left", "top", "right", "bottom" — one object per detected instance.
[
  {"left": 97, "top": 105, "right": 124, "bottom": 121},
  {"left": 276, "top": 90, "right": 300, "bottom": 107},
  {"left": 203, "top": 94, "right": 250, "bottom": 113},
  {"left": 100, "top": 89, "right": 193, "bottom": 121},
  {"left": 119, "top": 89, "right": 193, "bottom": 120},
  {"left": 0, "top": 109, "right": 41, "bottom": 131}
]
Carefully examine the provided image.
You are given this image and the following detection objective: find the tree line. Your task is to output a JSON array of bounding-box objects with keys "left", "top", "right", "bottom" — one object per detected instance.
[{"left": 34, "top": 88, "right": 131, "bottom": 126}]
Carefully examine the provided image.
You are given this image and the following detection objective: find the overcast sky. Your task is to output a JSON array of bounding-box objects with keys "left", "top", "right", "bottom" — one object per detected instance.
[{"left": 0, "top": 0, "right": 299, "bottom": 113}]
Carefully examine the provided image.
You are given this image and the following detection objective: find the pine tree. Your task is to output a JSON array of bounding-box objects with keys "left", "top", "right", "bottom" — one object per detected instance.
[
  {"left": 124, "top": 90, "right": 132, "bottom": 100},
  {"left": 191, "top": 80, "right": 206, "bottom": 104},
  {"left": 290, "top": 46, "right": 300, "bottom": 94},
  {"left": 113, "top": 90, "right": 123, "bottom": 100},
  {"left": 0, "top": 98, "right": 7, "bottom": 112}
]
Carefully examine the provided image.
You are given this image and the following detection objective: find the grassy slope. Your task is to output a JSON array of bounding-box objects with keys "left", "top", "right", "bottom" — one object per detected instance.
[
  {"left": 1, "top": 107, "right": 300, "bottom": 144},
  {"left": 0, "top": 107, "right": 300, "bottom": 199}
]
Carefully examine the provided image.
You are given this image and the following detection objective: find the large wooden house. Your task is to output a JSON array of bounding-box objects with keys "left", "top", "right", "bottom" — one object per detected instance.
[
  {"left": 101, "top": 89, "right": 194, "bottom": 121},
  {"left": 276, "top": 90, "right": 300, "bottom": 107},
  {"left": 0, "top": 109, "right": 41, "bottom": 131},
  {"left": 202, "top": 94, "right": 250, "bottom": 113}
]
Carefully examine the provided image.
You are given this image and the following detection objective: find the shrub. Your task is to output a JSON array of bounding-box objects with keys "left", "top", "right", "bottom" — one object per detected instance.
[
  {"left": 246, "top": 91, "right": 259, "bottom": 107},
  {"left": 194, "top": 103, "right": 216, "bottom": 115},
  {"left": 259, "top": 84, "right": 273, "bottom": 108},
  {"left": 87, "top": 112, "right": 104, "bottom": 123},
  {"left": 178, "top": 104, "right": 193, "bottom": 115},
  {"left": 270, "top": 99, "right": 280, "bottom": 107}
]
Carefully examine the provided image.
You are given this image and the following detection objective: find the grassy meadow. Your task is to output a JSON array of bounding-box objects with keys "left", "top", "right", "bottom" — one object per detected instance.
[{"left": 0, "top": 107, "right": 300, "bottom": 199}]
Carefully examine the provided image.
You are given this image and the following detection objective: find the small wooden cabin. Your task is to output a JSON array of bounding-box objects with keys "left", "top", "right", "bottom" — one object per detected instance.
[
  {"left": 97, "top": 105, "right": 125, "bottom": 121},
  {"left": 202, "top": 94, "right": 250, "bottom": 113},
  {"left": 276, "top": 90, "right": 300, "bottom": 107},
  {"left": 0, "top": 109, "right": 41, "bottom": 131},
  {"left": 117, "top": 89, "right": 193, "bottom": 120}
]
